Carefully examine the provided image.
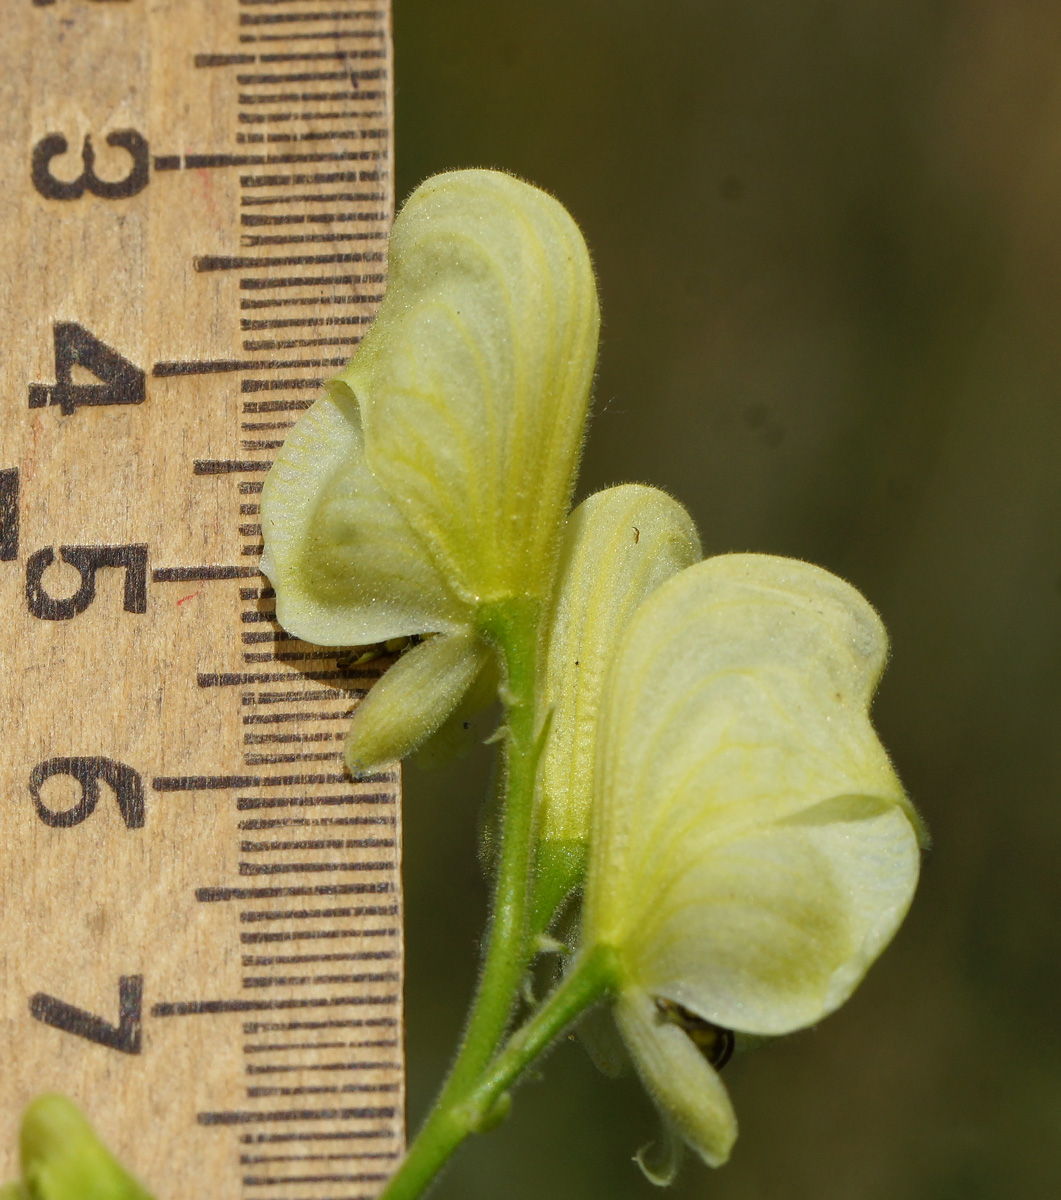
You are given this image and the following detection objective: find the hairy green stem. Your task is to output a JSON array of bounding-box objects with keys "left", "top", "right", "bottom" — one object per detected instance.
[
  {"left": 379, "top": 596, "right": 545, "bottom": 1200},
  {"left": 383, "top": 946, "right": 619, "bottom": 1200},
  {"left": 463, "top": 943, "right": 619, "bottom": 1114}
]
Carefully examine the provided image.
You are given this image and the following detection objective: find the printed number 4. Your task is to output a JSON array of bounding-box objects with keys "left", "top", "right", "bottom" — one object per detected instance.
[{"left": 29, "top": 322, "right": 145, "bottom": 416}]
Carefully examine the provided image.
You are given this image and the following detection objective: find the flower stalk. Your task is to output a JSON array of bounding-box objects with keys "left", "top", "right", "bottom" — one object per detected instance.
[
  {"left": 382, "top": 945, "right": 620, "bottom": 1200},
  {"left": 378, "top": 597, "right": 545, "bottom": 1200}
]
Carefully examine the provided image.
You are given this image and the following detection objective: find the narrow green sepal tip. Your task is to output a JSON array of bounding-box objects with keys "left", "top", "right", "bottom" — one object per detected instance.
[{"left": 529, "top": 838, "right": 587, "bottom": 940}]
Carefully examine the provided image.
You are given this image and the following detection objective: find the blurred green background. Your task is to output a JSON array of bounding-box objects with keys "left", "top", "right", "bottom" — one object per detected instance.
[{"left": 391, "top": 2, "right": 1061, "bottom": 1197}]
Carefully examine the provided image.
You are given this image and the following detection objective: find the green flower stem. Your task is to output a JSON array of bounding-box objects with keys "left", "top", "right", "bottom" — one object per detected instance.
[
  {"left": 447, "top": 597, "right": 543, "bottom": 1088},
  {"left": 379, "top": 596, "right": 545, "bottom": 1200},
  {"left": 382, "top": 945, "right": 619, "bottom": 1200},
  {"left": 464, "top": 942, "right": 619, "bottom": 1111}
]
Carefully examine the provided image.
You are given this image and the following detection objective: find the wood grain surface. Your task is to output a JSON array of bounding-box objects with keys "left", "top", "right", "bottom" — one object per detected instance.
[{"left": 0, "top": 2, "right": 402, "bottom": 1196}]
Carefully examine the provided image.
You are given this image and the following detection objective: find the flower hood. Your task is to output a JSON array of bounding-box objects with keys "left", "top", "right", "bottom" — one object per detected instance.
[{"left": 259, "top": 169, "right": 600, "bottom": 769}]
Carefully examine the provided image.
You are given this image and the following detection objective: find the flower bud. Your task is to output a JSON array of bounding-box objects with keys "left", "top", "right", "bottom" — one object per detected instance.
[{"left": 532, "top": 485, "right": 701, "bottom": 931}]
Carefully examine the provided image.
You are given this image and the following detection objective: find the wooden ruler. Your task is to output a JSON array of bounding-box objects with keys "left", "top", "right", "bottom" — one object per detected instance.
[{"left": 0, "top": 3, "right": 403, "bottom": 1197}]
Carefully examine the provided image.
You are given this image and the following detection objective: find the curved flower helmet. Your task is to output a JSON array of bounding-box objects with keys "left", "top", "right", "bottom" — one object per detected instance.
[
  {"left": 531, "top": 483, "right": 702, "bottom": 932},
  {"left": 260, "top": 169, "right": 600, "bottom": 770},
  {"left": 580, "top": 554, "right": 923, "bottom": 1170}
]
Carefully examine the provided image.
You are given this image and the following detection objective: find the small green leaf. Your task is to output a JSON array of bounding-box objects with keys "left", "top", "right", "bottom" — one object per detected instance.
[{"left": 19, "top": 1095, "right": 153, "bottom": 1200}]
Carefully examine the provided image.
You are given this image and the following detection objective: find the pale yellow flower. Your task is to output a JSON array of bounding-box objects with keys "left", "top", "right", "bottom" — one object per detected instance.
[
  {"left": 260, "top": 169, "right": 599, "bottom": 769},
  {"left": 532, "top": 483, "right": 701, "bottom": 930},
  {"left": 3, "top": 1094, "right": 153, "bottom": 1200},
  {"left": 580, "top": 554, "right": 922, "bottom": 1170}
]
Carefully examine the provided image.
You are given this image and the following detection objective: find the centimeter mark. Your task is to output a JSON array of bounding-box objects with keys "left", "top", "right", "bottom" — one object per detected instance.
[{"left": 152, "top": 4, "right": 400, "bottom": 1192}]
